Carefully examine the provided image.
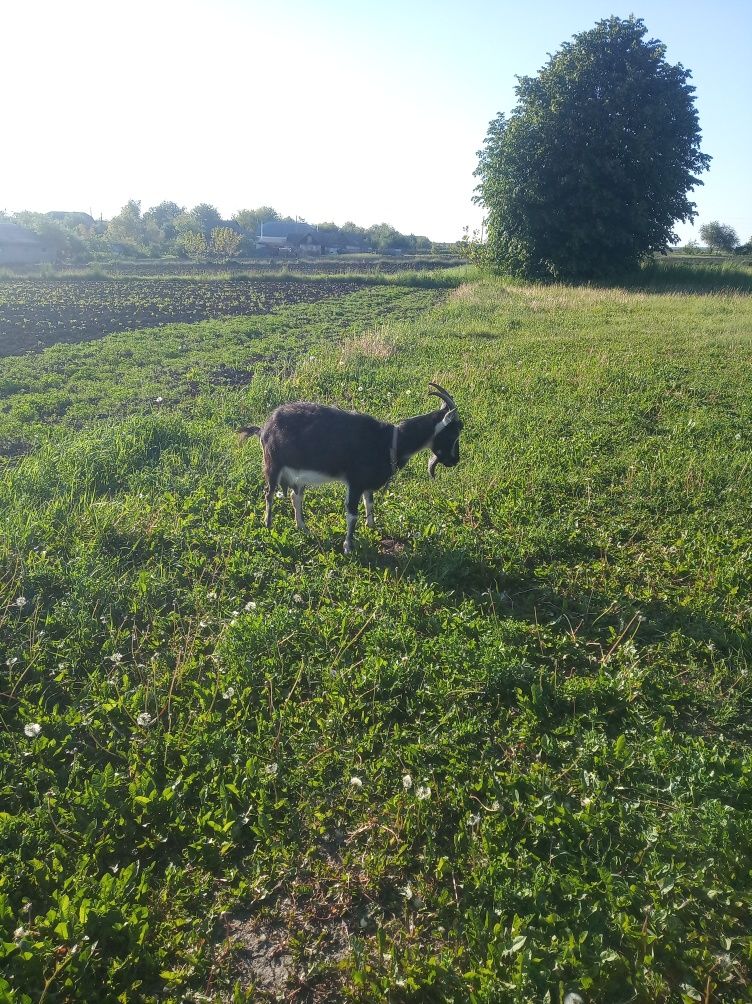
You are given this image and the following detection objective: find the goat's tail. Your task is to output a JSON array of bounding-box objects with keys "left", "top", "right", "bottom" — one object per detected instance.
[{"left": 236, "top": 425, "right": 262, "bottom": 445}]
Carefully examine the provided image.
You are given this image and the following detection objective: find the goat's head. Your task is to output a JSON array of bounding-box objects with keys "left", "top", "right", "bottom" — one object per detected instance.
[{"left": 427, "top": 382, "right": 462, "bottom": 478}]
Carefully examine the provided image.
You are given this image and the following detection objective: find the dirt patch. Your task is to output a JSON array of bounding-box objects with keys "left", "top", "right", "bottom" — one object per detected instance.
[
  {"left": 223, "top": 893, "right": 354, "bottom": 1000},
  {"left": 209, "top": 363, "right": 256, "bottom": 387},
  {"left": 378, "top": 536, "right": 407, "bottom": 557},
  {"left": 0, "top": 438, "right": 32, "bottom": 460}
]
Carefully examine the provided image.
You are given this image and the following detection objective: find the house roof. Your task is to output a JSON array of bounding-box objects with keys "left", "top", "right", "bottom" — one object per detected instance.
[
  {"left": 47, "top": 211, "right": 95, "bottom": 225},
  {"left": 257, "top": 220, "right": 317, "bottom": 239},
  {"left": 0, "top": 223, "right": 44, "bottom": 245}
]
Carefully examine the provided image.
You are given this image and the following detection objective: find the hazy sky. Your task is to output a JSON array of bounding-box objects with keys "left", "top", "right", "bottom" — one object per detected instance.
[{"left": 3, "top": 0, "right": 750, "bottom": 243}]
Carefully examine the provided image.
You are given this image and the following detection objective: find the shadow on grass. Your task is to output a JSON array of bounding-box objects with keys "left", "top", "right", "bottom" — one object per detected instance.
[{"left": 374, "top": 535, "right": 747, "bottom": 664}]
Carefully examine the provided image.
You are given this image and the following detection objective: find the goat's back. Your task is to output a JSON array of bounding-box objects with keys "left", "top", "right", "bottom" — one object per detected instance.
[{"left": 261, "top": 402, "right": 394, "bottom": 488}]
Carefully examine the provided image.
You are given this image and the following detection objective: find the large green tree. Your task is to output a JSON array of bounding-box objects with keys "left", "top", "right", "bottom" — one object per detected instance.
[{"left": 474, "top": 17, "right": 711, "bottom": 279}]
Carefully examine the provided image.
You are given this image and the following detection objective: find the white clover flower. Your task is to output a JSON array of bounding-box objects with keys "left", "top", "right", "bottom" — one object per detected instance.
[
  {"left": 13, "top": 927, "right": 27, "bottom": 940},
  {"left": 6, "top": 656, "right": 19, "bottom": 667},
  {"left": 136, "top": 712, "right": 154, "bottom": 727},
  {"left": 402, "top": 774, "right": 413, "bottom": 790},
  {"left": 400, "top": 883, "right": 413, "bottom": 900},
  {"left": 222, "top": 687, "right": 235, "bottom": 699},
  {"left": 349, "top": 776, "right": 363, "bottom": 789},
  {"left": 293, "top": 594, "right": 304, "bottom": 604},
  {"left": 263, "top": 762, "right": 279, "bottom": 777},
  {"left": 199, "top": 620, "right": 208, "bottom": 628},
  {"left": 415, "top": 784, "right": 431, "bottom": 801},
  {"left": 15, "top": 596, "right": 28, "bottom": 608},
  {"left": 108, "top": 652, "right": 124, "bottom": 663},
  {"left": 735, "top": 433, "right": 742, "bottom": 441},
  {"left": 467, "top": 813, "right": 482, "bottom": 827},
  {"left": 24, "top": 723, "right": 42, "bottom": 738},
  {"left": 244, "top": 601, "right": 257, "bottom": 611},
  {"left": 155, "top": 396, "right": 164, "bottom": 403},
  {"left": 207, "top": 591, "right": 218, "bottom": 600}
]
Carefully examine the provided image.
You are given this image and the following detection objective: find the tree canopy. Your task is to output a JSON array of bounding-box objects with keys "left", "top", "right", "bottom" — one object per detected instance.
[
  {"left": 699, "top": 221, "right": 739, "bottom": 253},
  {"left": 474, "top": 16, "right": 711, "bottom": 279}
]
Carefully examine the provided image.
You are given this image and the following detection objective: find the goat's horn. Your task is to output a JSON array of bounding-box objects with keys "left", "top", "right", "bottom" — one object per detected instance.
[{"left": 428, "top": 382, "right": 456, "bottom": 411}]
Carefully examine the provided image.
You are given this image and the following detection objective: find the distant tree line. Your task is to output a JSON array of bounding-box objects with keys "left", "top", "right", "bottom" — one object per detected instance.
[{"left": 0, "top": 203, "right": 451, "bottom": 262}]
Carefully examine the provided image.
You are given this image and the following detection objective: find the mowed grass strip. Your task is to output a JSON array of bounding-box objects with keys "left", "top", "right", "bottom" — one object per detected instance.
[{"left": 1, "top": 267, "right": 751, "bottom": 1002}]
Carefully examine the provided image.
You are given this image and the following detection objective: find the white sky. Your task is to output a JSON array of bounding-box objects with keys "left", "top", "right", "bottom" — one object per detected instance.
[{"left": 2, "top": 0, "right": 750, "bottom": 243}]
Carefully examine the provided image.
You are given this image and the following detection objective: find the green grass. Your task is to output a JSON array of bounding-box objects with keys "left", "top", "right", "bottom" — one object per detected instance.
[{"left": 1, "top": 266, "right": 751, "bottom": 1002}]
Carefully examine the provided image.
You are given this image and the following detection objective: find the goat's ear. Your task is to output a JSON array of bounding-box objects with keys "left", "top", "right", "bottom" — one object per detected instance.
[{"left": 434, "top": 408, "right": 457, "bottom": 434}]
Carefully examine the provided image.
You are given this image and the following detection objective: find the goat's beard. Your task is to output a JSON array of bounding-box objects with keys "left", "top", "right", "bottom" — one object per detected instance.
[{"left": 428, "top": 454, "right": 440, "bottom": 479}]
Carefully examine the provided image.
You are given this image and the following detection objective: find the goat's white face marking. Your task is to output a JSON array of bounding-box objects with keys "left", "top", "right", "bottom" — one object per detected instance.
[
  {"left": 279, "top": 467, "right": 344, "bottom": 491},
  {"left": 434, "top": 408, "right": 457, "bottom": 436}
]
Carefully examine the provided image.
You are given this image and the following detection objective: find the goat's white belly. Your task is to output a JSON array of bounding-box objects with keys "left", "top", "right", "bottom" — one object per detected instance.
[{"left": 280, "top": 466, "right": 343, "bottom": 490}]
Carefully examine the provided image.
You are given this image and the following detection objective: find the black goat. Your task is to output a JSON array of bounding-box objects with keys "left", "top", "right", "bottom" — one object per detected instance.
[{"left": 238, "top": 383, "right": 462, "bottom": 553}]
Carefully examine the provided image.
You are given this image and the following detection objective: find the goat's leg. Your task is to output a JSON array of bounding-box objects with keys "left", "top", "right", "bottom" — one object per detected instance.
[
  {"left": 344, "top": 484, "right": 361, "bottom": 554},
  {"left": 264, "top": 480, "right": 275, "bottom": 529},
  {"left": 291, "top": 487, "right": 307, "bottom": 531},
  {"left": 363, "top": 490, "right": 375, "bottom": 530},
  {"left": 264, "top": 457, "right": 281, "bottom": 529}
]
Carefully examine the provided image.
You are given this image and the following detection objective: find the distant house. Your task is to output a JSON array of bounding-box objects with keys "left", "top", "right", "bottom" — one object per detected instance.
[
  {"left": 0, "top": 223, "right": 53, "bottom": 265},
  {"left": 255, "top": 221, "right": 369, "bottom": 255},
  {"left": 46, "top": 211, "right": 95, "bottom": 227},
  {"left": 255, "top": 220, "right": 318, "bottom": 250}
]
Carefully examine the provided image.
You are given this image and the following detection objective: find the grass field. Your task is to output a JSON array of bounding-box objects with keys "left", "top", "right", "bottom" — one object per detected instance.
[{"left": 1, "top": 263, "right": 751, "bottom": 1002}]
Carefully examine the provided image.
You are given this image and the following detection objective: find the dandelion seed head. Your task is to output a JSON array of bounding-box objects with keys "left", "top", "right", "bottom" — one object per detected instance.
[
  {"left": 402, "top": 774, "right": 413, "bottom": 790},
  {"left": 15, "top": 596, "right": 27, "bottom": 608},
  {"left": 416, "top": 784, "right": 431, "bottom": 801},
  {"left": 263, "top": 763, "right": 279, "bottom": 777},
  {"left": 136, "top": 712, "right": 154, "bottom": 727},
  {"left": 24, "top": 723, "right": 41, "bottom": 738},
  {"left": 349, "top": 776, "right": 363, "bottom": 789}
]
